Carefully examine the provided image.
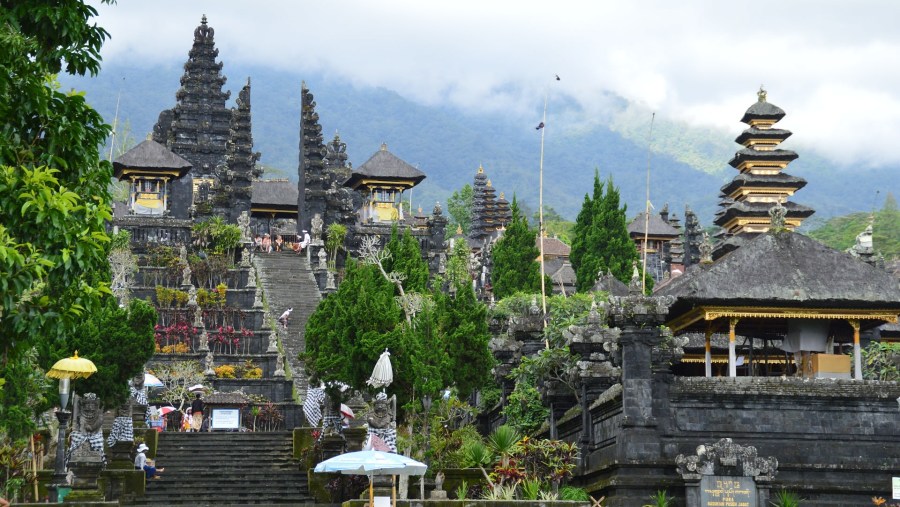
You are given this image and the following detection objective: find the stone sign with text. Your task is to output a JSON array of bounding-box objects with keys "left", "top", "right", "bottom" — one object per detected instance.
[{"left": 699, "top": 475, "right": 757, "bottom": 507}]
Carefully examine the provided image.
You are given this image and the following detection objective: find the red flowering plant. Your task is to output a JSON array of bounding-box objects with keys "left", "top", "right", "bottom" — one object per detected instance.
[
  {"left": 209, "top": 325, "right": 247, "bottom": 354},
  {"left": 155, "top": 320, "right": 197, "bottom": 353}
]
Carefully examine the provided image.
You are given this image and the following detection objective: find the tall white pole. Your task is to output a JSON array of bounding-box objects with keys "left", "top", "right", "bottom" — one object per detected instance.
[
  {"left": 538, "top": 92, "right": 548, "bottom": 348},
  {"left": 108, "top": 76, "right": 124, "bottom": 162},
  {"left": 641, "top": 113, "right": 655, "bottom": 293}
]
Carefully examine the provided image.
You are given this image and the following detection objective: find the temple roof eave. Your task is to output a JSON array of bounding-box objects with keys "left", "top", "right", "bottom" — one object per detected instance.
[{"left": 728, "top": 149, "right": 799, "bottom": 168}]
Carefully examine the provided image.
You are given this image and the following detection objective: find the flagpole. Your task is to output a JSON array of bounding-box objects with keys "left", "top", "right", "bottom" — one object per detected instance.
[
  {"left": 538, "top": 91, "right": 548, "bottom": 348},
  {"left": 108, "top": 76, "right": 124, "bottom": 162},
  {"left": 641, "top": 113, "right": 655, "bottom": 293}
]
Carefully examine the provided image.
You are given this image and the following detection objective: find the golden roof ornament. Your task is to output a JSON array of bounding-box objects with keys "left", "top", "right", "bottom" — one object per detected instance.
[
  {"left": 477, "top": 164, "right": 484, "bottom": 174},
  {"left": 456, "top": 224, "right": 463, "bottom": 235},
  {"left": 380, "top": 142, "right": 387, "bottom": 151},
  {"left": 758, "top": 85, "right": 767, "bottom": 103}
]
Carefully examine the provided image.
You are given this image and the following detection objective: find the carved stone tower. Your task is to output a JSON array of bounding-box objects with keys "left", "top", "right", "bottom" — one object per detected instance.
[
  {"left": 297, "top": 82, "right": 327, "bottom": 233},
  {"left": 220, "top": 78, "right": 261, "bottom": 222},
  {"left": 153, "top": 15, "right": 232, "bottom": 179}
]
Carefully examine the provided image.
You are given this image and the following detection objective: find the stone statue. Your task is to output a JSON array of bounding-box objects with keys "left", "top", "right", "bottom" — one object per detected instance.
[
  {"left": 66, "top": 393, "right": 105, "bottom": 463},
  {"left": 768, "top": 200, "right": 787, "bottom": 231},
  {"left": 366, "top": 392, "right": 397, "bottom": 452},
  {"left": 181, "top": 262, "right": 192, "bottom": 287},
  {"left": 274, "top": 353, "right": 285, "bottom": 377},
  {"left": 253, "top": 286, "right": 263, "bottom": 308},
  {"left": 198, "top": 328, "right": 210, "bottom": 352},
  {"left": 193, "top": 303, "right": 203, "bottom": 327},
  {"left": 241, "top": 246, "right": 251, "bottom": 268},
  {"left": 237, "top": 211, "right": 251, "bottom": 242},
  {"left": 180, "top": 245, "right": 188, "bottom": 262},
  {"left": 325, "top": 270, "right": 336, "bottom": 290},
  {"left": 311, "top": 213, "right": 324, "bottom": 241},
  {"left": 317, "top": 247, "right": 327, "bottom": 270},
  {"left": 266, "top": 329, "right": 278, "bottom": 353},
  {"left": 188, "top": 285, "right": 198, "bottom": 307},
  {"left": 204, "top": 350, "right": 215, "bottom": 376},
  {"left": 247, "top": 264, "right": 257, "bottom": 288}
]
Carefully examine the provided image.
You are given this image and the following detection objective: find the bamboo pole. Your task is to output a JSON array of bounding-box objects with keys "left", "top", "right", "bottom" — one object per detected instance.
[{"left": 538, "top": 92, "right": 548, "bottom": 348}]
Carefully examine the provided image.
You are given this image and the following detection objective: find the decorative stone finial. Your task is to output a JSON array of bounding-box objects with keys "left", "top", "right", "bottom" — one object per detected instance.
[
  {"left": 456, "top": 224, "right": 463, "bottom": 235},
  {"left": 487, "top": 179, "right": 492, "bottom": 187},
  {"left": 433, "top": 201, "right": 442, "bottom": 216},
  {"left": 380, "top": 142, "right": 387, "bottom": 151},
  {"left": 699, "top": 232, "right": 713, "bottom": 264},
  {"left": 758, "top": 85, "right": 767, "bottom": 103},
  {"left": 768, "top": 199, "right": 787, "bottom": 231}
]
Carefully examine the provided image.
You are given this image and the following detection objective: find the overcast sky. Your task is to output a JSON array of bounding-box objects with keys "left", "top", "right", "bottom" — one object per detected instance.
[{"left": 92, "top": 1, "right": 900, "bottom": 168}]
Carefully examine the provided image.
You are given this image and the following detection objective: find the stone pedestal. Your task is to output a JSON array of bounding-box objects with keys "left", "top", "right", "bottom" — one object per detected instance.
[
  {"left": 321, "top": 434, "right": 345, "bottom": 460},
  {"left": 106, "top": 440, "right": 133, "bottom": 470}
]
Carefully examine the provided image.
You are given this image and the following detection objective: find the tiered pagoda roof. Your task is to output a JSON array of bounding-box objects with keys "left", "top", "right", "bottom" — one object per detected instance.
[
  {"left": 152, "top": 15, "right": 232, "bottom": 177},
  {"left": 469, "top": 165, "right": 511, "bottom": 241},
  {"left": 713, "top": 88, "right": 814, "bottom": 259}
]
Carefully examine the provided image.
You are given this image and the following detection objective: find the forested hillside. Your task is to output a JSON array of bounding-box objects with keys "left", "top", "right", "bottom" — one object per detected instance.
[
  {"left": 61, "top": 63, "right": 897, "bottom": 226},
  {"left": 808, "top": 194, "right": 900, "bottom": 259}
]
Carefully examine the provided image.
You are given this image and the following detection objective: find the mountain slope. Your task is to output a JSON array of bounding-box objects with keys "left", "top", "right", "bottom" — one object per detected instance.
[{"left": 61, "top": 63, "right": 895, "bottom": 226}]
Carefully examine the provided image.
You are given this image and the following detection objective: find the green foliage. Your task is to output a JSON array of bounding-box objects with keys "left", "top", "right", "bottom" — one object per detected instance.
[
  {"left": 460, "top": 441, "right": 494, "bottom": 468},
  {"left": 643, "top": 490, "right": 672, "bottom": 507},
  {"left": 534, "top": 206, "right": 575, "bottom": 244},
  {"left": 502, "top": 379, "right": 548, "bottom": 435},
  {"left": 515, "top": 437, "right": 578, "bottom": 483},
  {"left": 491, "top": 197, "right": 542, "bottom": 298},
  {"left": 64, "top": 298, "right": 158, "bottom": 408},
  {"left": 808, "top": 196, "right": 900, "bottom": 259},
  {"left": 520, "top": 478, "right": 543, "bottom": 500},
  {"left": 455, "top": 480, "right": 469, "bottom": 501},
  {"left": 384, "top": 226, "right": 429, "bottom": 292},
  {"left": 304, "top": 260, "right": 402, "bottom": 391},
  {"left": 770, "top": 489, "right": 802, "bottom": 507},
  {"left": 570, "top": 172, "right": 641, "bottom": 292},
  {"left": 0, "top": 1, "right": 116, "bottom": 427},
  {"left": 559, "top": 486, "right": 591, "bottom": 501},
  {"left": 0, "top": 348, "right": 49, "bottom": 440},
  {"left": 153, "top": 361, "right": 204, "bottom": 412},
  {"left": 487, "top": 425, "right": 521, "bottom": 466},
  {"left": 433, "top": 280, "right": 494, "bottom": 398},
  {"left": 193, "top": 217, "right": 242, "bottom": 257},
  {"left": 325, "top": 222, "right": 347, "bottom": 269},
  {"left": 444, "top": 238, "right": 471, "bottom": 289},
  {"left": 861, "top": 341, "right": 900, "bottom": 381},
  {"left": 447, "top": 183, "right": 473, "bottom": 235}
]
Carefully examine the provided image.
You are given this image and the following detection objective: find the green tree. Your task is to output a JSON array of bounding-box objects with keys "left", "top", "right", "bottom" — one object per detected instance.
[
  {"left": 491, "top": 196, "right": 542, "bottom": 298},
  {"left": 447, "top": 183, "right": 474, "bottom": 235},
  {"left": 62, "top": 298, "right": 157, "bottom": 408},
  {"left": 0, "top": 1, "right": 115, "bottom": 386},
  {"left": 434, "top": 279, "right": 494, "bottom": 398},
  {"left": 570, "top": 172, "right": 642, "bottom": 292},
  {"left": 383, "top": 226, "right": 429, "bottom": 292}
]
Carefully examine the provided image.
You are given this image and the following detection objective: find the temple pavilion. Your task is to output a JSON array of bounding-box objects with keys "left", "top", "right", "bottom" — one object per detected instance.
[
  {"left": 657, "top": 210, "right": 900, "bottom": 379},
  {"left": 713, "top": 88, "right": 814, "bottom": 259},
  {"left": 113, "top": 139, "right": 193, "bottom": 218},
  {"left": 344, "top": 143, "right": 425, "bottom": 223}
]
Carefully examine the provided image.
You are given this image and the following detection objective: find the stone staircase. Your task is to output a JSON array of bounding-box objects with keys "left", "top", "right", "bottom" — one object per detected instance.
[
  {"left": 254, "top": 250, "right": 321, "bottom": 401},
  {"left": 123, "top": 432, "right": 313, "bottom": 506}
]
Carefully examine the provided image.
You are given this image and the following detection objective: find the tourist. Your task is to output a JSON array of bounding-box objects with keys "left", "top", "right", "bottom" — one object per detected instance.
[
  {"left": 290, "top": 241, "right": 300, "bottom": 254},
  {"left": 300, "top": 230, "right": 310, "bottom": 250},
  {"left": 274, "top": 234, "right": 284, "bottom": 252},
  {"left": 190, "top": 393, "right": 204, "bottom": 432},
  {"left": 254, "top": 234, "right": 262, "bottom": 252},
  {"left": 278, "top": 307, "right": 293, "bottom": 329},
  {"left": 135, "top": 443, "right": 164, "bottom": 479},
  {"left": 0, "top": 496, "right": 9, "bottom": 507},
  {"left": 262, "top": 234, "right": 272, "bottom": 253}
]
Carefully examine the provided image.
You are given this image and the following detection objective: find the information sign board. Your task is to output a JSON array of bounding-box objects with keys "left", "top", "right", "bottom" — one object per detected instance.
[
  {"left": 700, "top": 475, "right": 757, "bottom": 507},
  {"left": 211, "top": 408, "right": 240, "bottom": 430}
]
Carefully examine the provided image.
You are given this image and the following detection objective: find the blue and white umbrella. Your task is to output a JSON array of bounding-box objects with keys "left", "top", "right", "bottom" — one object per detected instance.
[
  {"left": 314, "top": 450, "right": 426, "bottom": 476},
  {"left": 315, "top": 450, "right": 426, "bottom": 507},
  {"left": 144, "top": 373, "right": 164, "bottom": 388}
]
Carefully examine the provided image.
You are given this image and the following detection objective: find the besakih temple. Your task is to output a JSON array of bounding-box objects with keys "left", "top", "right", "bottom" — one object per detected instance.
[
  {"left": 469, "top": 165, "right": 512, "bottom": 244},
  {"left": 712, "top": 88, "right": 814, "bottom": 259},
  {"left": 345, "top": 143, "right": 426, "bottom": 223}
]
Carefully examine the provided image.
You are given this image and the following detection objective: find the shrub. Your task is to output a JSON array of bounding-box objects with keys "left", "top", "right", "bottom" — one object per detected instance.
[{"left": 214, "top": 365, "right": 236, "bottom": 379}]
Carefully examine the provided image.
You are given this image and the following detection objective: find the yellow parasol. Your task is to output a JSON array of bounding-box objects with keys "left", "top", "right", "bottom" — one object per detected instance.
[{"left": 46, "top": 351, "right": 97, "bottom": 379}]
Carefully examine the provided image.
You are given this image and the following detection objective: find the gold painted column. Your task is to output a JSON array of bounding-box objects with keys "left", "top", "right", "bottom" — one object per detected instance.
[
  {"left": 729, "top": 317, "right": 740, "bottom": 377},
  {"left": 850, "top": 319, "right": 861, "bottom": 380},
  {"left": 705, "top": 323, "right": 713, "bottom": 378}
]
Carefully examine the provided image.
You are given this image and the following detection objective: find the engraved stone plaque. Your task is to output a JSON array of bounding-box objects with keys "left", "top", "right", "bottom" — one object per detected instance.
[{"left": 699, "top": 475, "right": 757, "bottom": 507}]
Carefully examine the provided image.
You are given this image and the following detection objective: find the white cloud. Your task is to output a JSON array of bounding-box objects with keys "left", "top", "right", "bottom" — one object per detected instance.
[{"left": 91, "top": 0, "right": 900, "bottom": 167}]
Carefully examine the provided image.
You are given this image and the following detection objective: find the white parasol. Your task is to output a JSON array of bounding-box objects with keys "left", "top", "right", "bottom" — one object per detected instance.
[{"left": 366, "top": 349, "right": 393, "bottom": 388}]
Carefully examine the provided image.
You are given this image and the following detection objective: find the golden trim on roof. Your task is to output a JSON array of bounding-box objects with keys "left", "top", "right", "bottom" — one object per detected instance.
[{"left": 667, "top": 305, "right": 899, "bottom": 333}]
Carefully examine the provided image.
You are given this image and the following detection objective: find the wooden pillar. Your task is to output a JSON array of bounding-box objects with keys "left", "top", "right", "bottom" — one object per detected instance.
[
  {"left": 704, "top": 322, "right": 713, "bottom": 378},
  {"left": 850, "top": 319, "right": 862, "bottom": 380},
  {"left": 729, "top": 317, "right": 739, "bottom": 377}
]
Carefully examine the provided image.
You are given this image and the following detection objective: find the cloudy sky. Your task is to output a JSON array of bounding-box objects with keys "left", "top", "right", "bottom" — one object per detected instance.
[{"left": 92, "top": 1, "right": 900, "bottom": 168}]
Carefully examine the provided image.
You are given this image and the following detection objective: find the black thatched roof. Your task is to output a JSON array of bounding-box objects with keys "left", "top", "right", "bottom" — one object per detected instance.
[
  {"left": 204, "top": 391, "right": 248, "bottom": 405},
  {"left": 592, "top": 269, "right": 629, "bottom": 296},
  {"left": 113, "top": 139, "right": 192, "bottom": 178},
  {"left": 734, "top": 127, "right": 792, "bottom": 145},
  {"left": 728, "top": 148, "right": 798, "bottom": 168},
  {"left": 714, "top": 201, "right": 814, "bottom": 227},
  {"left": 740, "top": 100, "right": 786, "bottom": 124},
  {"left": 252, "top": 179, "right": 298, "bottom": 208},
  {"left": 627, "top": 212, "right": 679, "bottom": 238},
  {"left": 719, "top": 173, "right": 808, "bottom": 196},
  {"left": 657, "top": 231, "right": 900, "bottom": 315},
  {"left": 344, "top": 144, "right": 425, "bottom": 189}
]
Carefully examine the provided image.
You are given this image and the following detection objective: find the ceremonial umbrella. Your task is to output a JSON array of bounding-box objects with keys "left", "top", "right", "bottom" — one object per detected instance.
[
  {"left": 366, "top": 349, "right": 393, "bottom": 388},
  {"left": 46, "top": 351, "right": 97, "bottom": 380},
  {"left": 315, "top": 450, "right": 426, "bottom": 507}
]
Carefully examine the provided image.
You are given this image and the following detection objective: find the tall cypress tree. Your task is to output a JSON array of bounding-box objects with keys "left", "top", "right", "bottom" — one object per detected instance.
[
  {"left": 491, "top": 196, "right": 542, "bottom": 299},
  {"left": 571, "top": 173, "right": 642, "bottom": 292}
]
